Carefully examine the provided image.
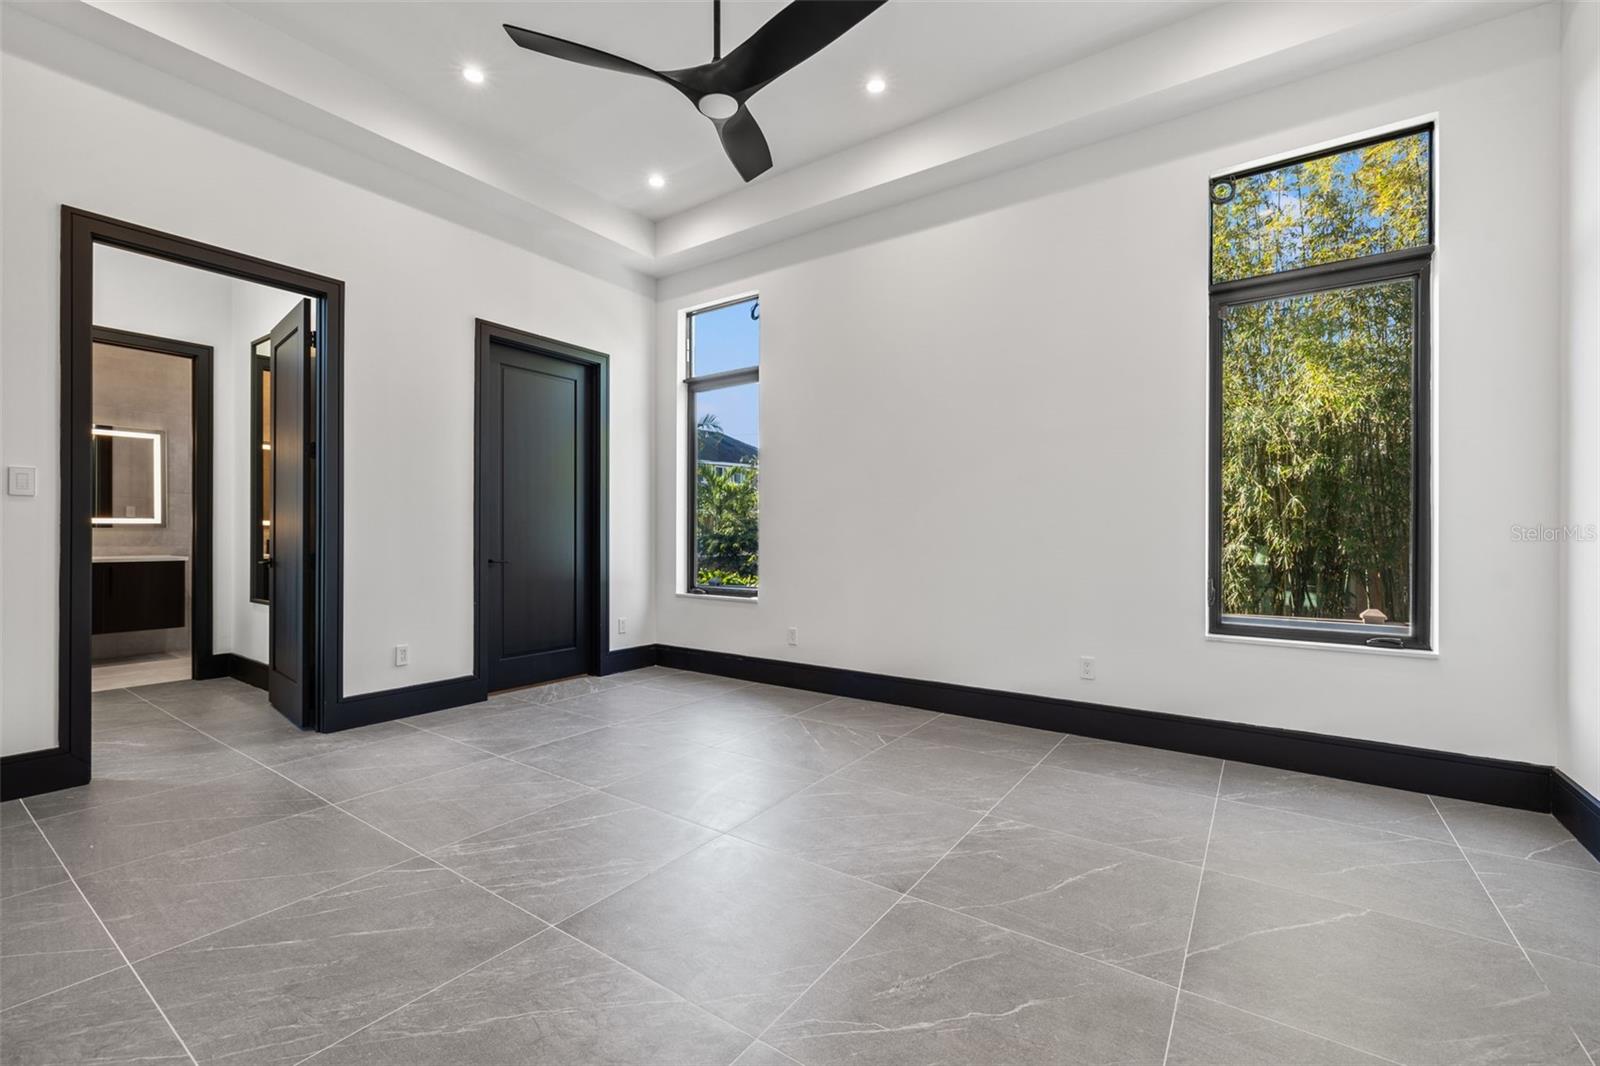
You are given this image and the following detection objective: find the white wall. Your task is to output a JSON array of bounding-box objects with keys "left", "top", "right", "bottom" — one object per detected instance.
[
  {"left": 1, "top": 54, "right": 655, "bottom": 757},
  {"left": 1560, "top": 0, "right": 1599, "bottom": 796},
  {"left": 92, "top": 245, "right": 301, "bottom": 667},
  {"left": 655, "top": 8, "right": 1567, "bottom": 767}
]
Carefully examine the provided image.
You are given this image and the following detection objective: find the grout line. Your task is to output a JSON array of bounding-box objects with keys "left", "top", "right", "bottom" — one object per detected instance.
[
  {"left": 747, "top": 733, "right": 1071, "bottom": 1049},
  {"left": 287, "top": 928, "right": 549, "bottom": 1066},
  {"left": 1160, "top": 760, "right": 1224, "bottom": 1066},
  {"left": 1428, "top": 795, "right": 1552, "bottom": 993},
  {"left": 17, "top": 804, "right": 200, "bottom": 1066},
  {"left": 0, "top": 962, "right": 130, "bottom": 1016}
]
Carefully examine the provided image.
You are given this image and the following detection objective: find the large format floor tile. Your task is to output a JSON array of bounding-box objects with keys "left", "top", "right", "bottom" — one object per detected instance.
[
  {"left": 430, "top": 791, "right": 716, "bottom": 922},
  {"left": 0, "top": 816, "right": 67, "bottom": 900},
  {"left": 603, "top": 747, "right": 821, "bottom": 832},
  {"left": 337, "top": 757, "right": 590, "bottom": 851},
  {"left": 28, "top": 766, "right": 324, "bottom": 876},
  {"left": 764, "top": 900, "right": 1175, "bottom": 1066},
  {"left": 1467, "top": 848, "right": 1600, "bottom": 965},
  {"left": 136, "top": 859, "right": 543, "bottom": 1066},
  {"left": 993, "top": 763, "right": 1217, "bottom": 863},
  {"left": 1045, "top": 737, "right": 1223, "bottom": 795},
  {"left": 0, "top": 966, "right": 190, "bottom": 1066},
  {"left": 0, "top": 881, "right": 123, "bottom": 1008},
  {"left": 1181, "top": 871, "right": 1587, "bottom": 1065},
  {"left": 397, "top": 697, "right": 604, "bottom": 756},
  {"left": 77, "top": 805, "right": 413, "bottom": 960},
  {"left": 1435, "top": 798, "right": 1600, "bottom": 872},
  {"left": 303, "top": 929, "right": 751, "bottom": 1065},
  {"left": 910, "top": 815, "right": 1200, "bottom": 983},
  {"left": 732, "top": 776, "right": 981, "bottom": 891},
  {"left": 833, "top": 735, "right": 1037, "bottom": 812},
  {"left": 271, "top": 728, "right": 490, "bottom": 804},
  {"left": 561, "top": 835, "right": 898, "bottom": 1033},
  {"left": 793, "top": 697, "right": 938, "bottom": 736},
  {"left": 10, "top": 672, "right": 1599, "bottom": 1066},
  {"left": 508, "top": 723, "right": 708, "bottom": 787},
  {"left": 1164, "top": 992, "right": 1392, "bottom": 1065},
  {"left": 1220, "top": 761, "right": 1454, "bottom": 842},
  {"left": 717, "top": 715, "right": 894, "bottom": 775},
  {"left": 1205, "top": 798, "right": 1514, "bottom": 942}
]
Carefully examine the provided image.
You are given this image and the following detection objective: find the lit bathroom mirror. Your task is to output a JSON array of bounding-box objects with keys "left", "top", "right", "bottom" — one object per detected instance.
[{"left": 91, "top": 426, "right": 163, "bottom": 525}]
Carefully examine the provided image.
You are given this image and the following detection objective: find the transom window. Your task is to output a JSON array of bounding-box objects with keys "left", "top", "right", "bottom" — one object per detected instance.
[
  {"left": 686, "top": 296, "right": 759, "bottom": 596},
  {"left": 1209, "top": 126, "right": 1433, "bottom": 649}
]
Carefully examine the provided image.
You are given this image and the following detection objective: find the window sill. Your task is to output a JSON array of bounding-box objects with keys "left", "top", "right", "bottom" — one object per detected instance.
[
  {"left": 1205, "top": 632, "right": 1437, "bottom": 659},
  {"left": 675, "top": 591, "right": 759, "bottom": 604}
]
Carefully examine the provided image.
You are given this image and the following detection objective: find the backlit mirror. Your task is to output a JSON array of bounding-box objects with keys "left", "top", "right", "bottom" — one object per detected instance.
[{"left": 91, "top": 426, "right": 163, "bottom": 525}]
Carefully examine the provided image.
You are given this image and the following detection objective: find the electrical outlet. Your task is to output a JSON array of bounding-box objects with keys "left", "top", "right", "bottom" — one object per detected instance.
[
  {"left": 394, "top": 644, "right": 409, "bottom": 667},
  {"left": 1079, "top": 656, "right": 1096, "bottom": 680},
  {"left": 786, "top": 627, "right": 799, "bottom": 647},
  {"left": 617, "top": 617, "right": 628, "bottom": 636}
]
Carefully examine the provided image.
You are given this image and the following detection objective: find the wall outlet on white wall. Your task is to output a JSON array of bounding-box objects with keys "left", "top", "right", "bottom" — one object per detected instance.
[
  {"left": 786, "top": 627, "right": 799, "bottom": 647},
  {"left": 617, "top": 617, "right": 627, "bottom": 635},
  {"left": 394, "top": 644, "right": 409, "bottom": 667},
  {"left": 1079, "top": 656, "right": 1096, "bottom": 680}
]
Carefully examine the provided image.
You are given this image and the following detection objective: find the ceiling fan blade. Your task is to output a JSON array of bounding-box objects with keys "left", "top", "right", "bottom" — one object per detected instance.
[
  {"left": 503, "top": 23, "right": 674, "bottom": 85},
  {"left": 715, "top": 106, "right": 774, "bottom": 182},
  {"left": 695, "top": 0, "right": 887, "bottom": 99}
]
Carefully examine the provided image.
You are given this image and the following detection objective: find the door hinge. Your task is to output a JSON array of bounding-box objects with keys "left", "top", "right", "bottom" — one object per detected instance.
[{"left": 307, "top": 441, "right": 317, "bottom": 460}]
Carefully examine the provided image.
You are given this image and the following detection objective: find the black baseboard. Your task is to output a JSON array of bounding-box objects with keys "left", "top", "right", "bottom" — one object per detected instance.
[
  {"left": 656, "top": 645, "right": 1558, "bottom": 816},
  {"left": 326, "top": 675, "right": 490, "bottom": 731},
  {"left": 1, "top": 748, "right": 89, "bottom": 803},
  {"left": 601, "top": 644, "right": 660, "bottom": 675},
  {"left": 224, "top": 654, "right": 269, "bottom": 691},
  {"left": 1552, "top": 769, "right": 1600, "bottom": 861}
]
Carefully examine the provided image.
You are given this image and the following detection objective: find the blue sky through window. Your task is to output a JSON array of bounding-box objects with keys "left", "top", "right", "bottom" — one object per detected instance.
[{"left": 691, "top": 298, "right": 759, "bottom": 450}]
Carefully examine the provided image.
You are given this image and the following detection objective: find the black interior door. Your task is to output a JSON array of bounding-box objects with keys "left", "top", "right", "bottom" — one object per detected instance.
[
  {"left": 268, "top": 299, "right": 313, "bottom": 725},
  {"left": 484, "top": 340, "right": 595, "bottom": 690}
]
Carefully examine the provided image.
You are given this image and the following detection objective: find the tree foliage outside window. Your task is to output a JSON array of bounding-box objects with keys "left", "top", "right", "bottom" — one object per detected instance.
[
  {"left": 694, "top": 414, "right": 759, "bottom": 588},
  {"left": 1211, "top": 129, "right": 1431, "bottom": 641}
]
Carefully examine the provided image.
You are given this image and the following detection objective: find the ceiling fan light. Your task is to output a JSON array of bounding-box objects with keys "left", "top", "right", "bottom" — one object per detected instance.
[{"left": 697, "top": 93, "right": 739, "bottom": 120}]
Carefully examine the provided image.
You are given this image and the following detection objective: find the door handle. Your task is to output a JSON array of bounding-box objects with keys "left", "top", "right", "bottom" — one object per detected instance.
[{"left": 487, "top": 558, "right": 511, "bottom": 566}]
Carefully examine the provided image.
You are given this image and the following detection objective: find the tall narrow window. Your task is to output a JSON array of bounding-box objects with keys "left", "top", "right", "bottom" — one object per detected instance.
[
  {"left": 1209, "top": 126, "right": 1432, "bottom": 649},
  {"left": 250, "top": 336, "right": 272, "bottom": 604},
  {"left": 686, "top": 296, "right": 759, "bottom": 596}
]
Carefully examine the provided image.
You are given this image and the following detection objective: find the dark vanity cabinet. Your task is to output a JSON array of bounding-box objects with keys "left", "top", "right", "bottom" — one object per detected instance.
[{"left": 91, "top": 558, "right": 186, "bottom": 634}]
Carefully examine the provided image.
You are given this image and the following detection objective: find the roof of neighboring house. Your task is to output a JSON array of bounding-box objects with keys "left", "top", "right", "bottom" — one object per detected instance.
[{"left": 697, "top": 430, "right": 757, "bottom": 465}]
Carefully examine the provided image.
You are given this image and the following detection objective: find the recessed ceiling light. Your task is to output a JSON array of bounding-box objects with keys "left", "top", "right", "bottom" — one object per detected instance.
[
  {"left": 865, "top": 74, "right": 887, "bottom": 95},
  {"left": 647, "top": 172, "right": 667, "bottom": 190},
  {"left": 462, "top": 65, "right": 486, "bottom": 85}
]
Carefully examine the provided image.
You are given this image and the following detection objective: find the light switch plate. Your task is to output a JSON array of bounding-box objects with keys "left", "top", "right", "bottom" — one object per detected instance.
[{"left": 7, "top": 466, "right": 37, "bottom": 497}]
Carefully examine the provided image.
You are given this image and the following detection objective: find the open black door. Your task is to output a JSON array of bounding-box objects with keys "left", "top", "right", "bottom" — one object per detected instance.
[
  {"left": 481, "top": 333, "right": 600, "bottom": 690},
  {"left": 267, "top": 299, "right": 313, "bottom": 725}
]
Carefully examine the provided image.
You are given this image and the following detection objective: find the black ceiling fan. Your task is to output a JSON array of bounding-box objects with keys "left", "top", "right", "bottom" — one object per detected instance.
[{"left": 503, "top": 0, "right": 888, "bottom": 182}]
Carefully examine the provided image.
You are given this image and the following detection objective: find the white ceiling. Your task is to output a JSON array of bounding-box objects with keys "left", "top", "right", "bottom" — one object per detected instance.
[
  {"left": 5, "top": 0, "right": 1532, "bottom": 278},
  {"left": 230, "top": 1, "right": 1208, "bottom": 219}
]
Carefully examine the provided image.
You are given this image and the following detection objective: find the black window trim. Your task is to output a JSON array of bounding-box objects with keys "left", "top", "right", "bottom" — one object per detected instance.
[
  {"left": 249, "top": 334, "right": 271, "bottom": 605},
  {"left": 1207, "top": 124, "right": 1434, "bottom": 651},
  {"left": 685, "top": 294, "right": 759, "bottom": 599}
]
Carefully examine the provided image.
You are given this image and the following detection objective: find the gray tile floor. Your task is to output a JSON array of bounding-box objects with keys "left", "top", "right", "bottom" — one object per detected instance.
[{"left": 2, "top": 668, "right": 1596, "bottom": 1065}]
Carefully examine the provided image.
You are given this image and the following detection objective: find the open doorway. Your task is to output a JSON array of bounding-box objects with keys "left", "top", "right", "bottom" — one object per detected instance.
[
  {"left": 18, "top": 208, "right": 350, "bottom": 798},
  {"left": 88, "top": 242, "right": 317, "bottom": 725}
]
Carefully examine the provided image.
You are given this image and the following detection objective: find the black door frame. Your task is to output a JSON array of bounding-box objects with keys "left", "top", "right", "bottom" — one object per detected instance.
[
  {"left": 475, "top": 319, "right": 610, "bottom": 690},
  {"left": 1, "top": 207, "right": 347, "bottom": 802},
  {"left": 87, "top": 326, "right": 216, "bottom": 686}
]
